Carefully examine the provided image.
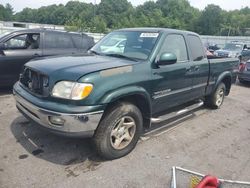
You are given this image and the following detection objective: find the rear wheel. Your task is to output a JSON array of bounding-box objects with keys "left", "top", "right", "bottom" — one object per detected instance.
[
  {"left": 205, "top": 83, "right": 226, "bottom": 109},
  {"left": 93, "top": 102, "right": 143, "bottom": 159}
]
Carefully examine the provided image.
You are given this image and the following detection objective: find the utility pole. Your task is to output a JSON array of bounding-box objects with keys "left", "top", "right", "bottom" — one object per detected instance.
[{"left": 94, "top": 0, "right": 96, "bottom": 18}]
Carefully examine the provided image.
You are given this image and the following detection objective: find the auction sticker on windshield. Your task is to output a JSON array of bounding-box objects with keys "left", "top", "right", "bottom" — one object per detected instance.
[{"left": 140, "top": 33, "right": 159, "bottom": 38}]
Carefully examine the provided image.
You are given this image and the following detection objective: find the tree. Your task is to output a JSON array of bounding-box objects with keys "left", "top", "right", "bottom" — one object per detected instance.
[
  {"left": 90, "top": 16, "right": 107, "bottom": 33},
  {"left": 1, "top": 1, "right": 250, "bottom": 36},
  {"left": 97, "top": 0, "right": 133, "bottom": 28},
  {"left": 197, "top": 4, "right": 223, "bottom": 35},
  {"left": 0, "top": 3, "right": 14, "bottom": 21}
]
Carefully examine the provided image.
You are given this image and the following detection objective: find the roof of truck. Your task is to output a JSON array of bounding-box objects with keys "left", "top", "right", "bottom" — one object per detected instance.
[{"left": 117, "top": 27, "right": 199, "bottom": 36}]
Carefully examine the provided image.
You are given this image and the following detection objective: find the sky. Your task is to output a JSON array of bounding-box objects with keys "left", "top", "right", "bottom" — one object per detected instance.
[{"left": 1, "top": 0, "right": 250, "bottom": 12}]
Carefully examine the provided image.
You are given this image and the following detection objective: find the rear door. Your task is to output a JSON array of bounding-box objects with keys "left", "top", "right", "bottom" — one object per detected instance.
[
  {"left": 0, "top": 32, "right": 42, "bottom": 87},
  {"left": 186, "top": 35, "right": 209, "bottom": 98},
  {"left": 43, "top": 32, "right": 78, "bottom": 56},
  {"left": 151, "top": 33, "right": 194, "bottom": 114}
]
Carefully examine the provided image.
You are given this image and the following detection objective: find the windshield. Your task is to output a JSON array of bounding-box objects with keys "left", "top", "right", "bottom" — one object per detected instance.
[
  {"left": 223, "top": 43, "right": 243, "bottom": 51},
  {"left": 91, "top": 31, "right": 160, "bottom": 60}
]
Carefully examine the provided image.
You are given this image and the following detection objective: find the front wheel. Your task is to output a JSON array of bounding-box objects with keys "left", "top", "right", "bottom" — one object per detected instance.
[
  {"left": 93, "top": 102, "right": 143, "bottom": 160},
  {"left": 205, "top": 83, "right": 226, "bottom": 109}
]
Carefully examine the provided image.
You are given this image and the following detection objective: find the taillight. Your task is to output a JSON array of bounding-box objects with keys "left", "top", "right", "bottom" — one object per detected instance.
[{"left": 239, "top": 62, "right": 246, "bottom": 72}]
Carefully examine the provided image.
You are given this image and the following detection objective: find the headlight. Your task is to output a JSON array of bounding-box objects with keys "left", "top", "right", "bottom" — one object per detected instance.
[
  {"left": 214, "top": 51, "right": 218, "bottom": 56},
  {"left": 52, "top": 81, "right": 93, "bottom": 100}
]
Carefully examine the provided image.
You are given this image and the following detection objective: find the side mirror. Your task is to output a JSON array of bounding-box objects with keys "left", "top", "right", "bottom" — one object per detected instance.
[{"left": 157, "top": 52, "right": 177, "bottom": 66}]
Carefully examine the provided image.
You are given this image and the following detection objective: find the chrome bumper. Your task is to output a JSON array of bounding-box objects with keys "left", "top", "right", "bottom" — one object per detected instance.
[{"left": 14, "top": 93, "right": 103, "bottom": 137}]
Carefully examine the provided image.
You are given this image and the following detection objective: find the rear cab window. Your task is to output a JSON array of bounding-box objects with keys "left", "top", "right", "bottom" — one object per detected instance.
[{"left": 187, "top": 35, "right": 205, "bottom": 61}]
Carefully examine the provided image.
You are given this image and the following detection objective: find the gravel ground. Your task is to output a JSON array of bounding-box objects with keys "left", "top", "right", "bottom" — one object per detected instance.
[{"left": 0, "top": 82, "right": 250, "bottom": 188}]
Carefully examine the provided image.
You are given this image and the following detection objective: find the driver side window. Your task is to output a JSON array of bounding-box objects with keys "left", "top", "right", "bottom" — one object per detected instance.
[
  {"left": 159, "top": 34, "right": 189, "bottom": 63},
  {"left": 4, "top": 33, "right": 40, "bottom": 50}
]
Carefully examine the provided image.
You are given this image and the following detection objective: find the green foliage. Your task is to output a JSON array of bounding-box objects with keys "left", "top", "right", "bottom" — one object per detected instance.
[
  {"left": 0, "top": 0, "right": 250, "bottom": 36},
  {"left": 197, "top": 5, "right": 223, "bottom": 35},
  {"left": 0, "top": 3, "right": 13, "bottom": 21}
]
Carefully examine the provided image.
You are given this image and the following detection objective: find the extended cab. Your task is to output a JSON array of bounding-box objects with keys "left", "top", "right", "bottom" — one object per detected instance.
[
  {"left": 0, "top": 29, "right": 94, "bottom": 87},
  {"left": 13, "top": 28, "right": 239, "bottom": 159}
]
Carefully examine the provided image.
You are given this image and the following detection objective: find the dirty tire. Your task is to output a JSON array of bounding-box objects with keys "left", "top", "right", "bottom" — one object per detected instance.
[
  {"left": 205, "top": 82, "right": 226, "bottom": 109},
  {"left": 93, "top": 102, "right": 143, "bottom": 160}
]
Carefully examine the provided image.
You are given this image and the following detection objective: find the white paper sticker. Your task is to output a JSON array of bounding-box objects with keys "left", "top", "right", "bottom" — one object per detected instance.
[{"left": 140, "top": 33, "right": 159, "bottom": 38}]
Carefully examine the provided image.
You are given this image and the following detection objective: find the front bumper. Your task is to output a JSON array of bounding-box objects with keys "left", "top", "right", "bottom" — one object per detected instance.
[{"left": 13, "top": 84, "right": 104, "bottom": 138}]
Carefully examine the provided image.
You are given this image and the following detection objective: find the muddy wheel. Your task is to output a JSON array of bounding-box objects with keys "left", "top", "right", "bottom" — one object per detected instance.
[
  {"left": 205, "top": 83, "right": 226, "bottom": 109},
  {"left": 93, "top": 102, "right": 143, "bottom": 160}
]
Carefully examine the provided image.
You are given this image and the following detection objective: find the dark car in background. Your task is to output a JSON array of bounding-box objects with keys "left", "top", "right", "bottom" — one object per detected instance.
[
  {"left": 0, "top": 29, "right": 95, "bottom": 87},
  {"left": 238, "top": 49, "right": 250, "bottom": 83},
  {"left": 205, "top": 43, "right": 221, "bottom": 54}
]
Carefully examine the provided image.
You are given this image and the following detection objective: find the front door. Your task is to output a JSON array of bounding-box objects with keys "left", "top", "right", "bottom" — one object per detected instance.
[
  {"left": 151, "top": 34, "right": 194, "bottom": 115},
  {"left": 0, "top": 33, "right": 42, "bottom": 87}
]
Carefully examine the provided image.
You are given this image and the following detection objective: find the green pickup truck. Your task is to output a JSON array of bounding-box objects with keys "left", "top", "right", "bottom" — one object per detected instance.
[{"left": 13, "top": 28, "right": 239, "bottom": 159}]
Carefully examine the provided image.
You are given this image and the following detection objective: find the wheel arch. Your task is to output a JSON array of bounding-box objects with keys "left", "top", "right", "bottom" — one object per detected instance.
[
  {"left": 214, "top": 72, "right": 232, "bottom": 96},
  {"left": 100, "top": 86, "right": 152, "bottom": 129}
]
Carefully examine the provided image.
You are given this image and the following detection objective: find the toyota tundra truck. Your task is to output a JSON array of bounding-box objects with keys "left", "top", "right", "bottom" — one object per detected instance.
[{"left": 13, "top": 28, "right": 239, "bottom": 159}]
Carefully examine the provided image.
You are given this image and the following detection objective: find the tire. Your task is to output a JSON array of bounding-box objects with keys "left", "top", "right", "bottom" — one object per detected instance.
[
  {"left": 239, "top": 78, "right": 245, "bottom": 84},
  {"left": 93, "top": 102, "right": 143, "bottom": 160},
  {"left": 205, "top": 82, "right": 226, "bottom": 109}
]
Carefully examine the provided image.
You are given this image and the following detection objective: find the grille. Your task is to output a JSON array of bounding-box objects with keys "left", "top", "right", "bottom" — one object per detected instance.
[{"left": 20, "top": 68, "right": 49, "bottom": 96}]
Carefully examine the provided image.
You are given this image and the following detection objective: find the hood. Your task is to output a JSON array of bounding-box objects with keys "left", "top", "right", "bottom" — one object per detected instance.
[{"left": 25, "top": 54, "right": 140, "bottom": 81}]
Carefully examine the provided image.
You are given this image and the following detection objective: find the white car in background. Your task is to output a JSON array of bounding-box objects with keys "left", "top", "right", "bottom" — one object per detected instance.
[{"left": 100, "top": 38, "right": 126, "bottom": 53}]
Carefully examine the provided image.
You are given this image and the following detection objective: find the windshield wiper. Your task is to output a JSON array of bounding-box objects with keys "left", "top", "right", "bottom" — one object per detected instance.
[{"left": 105, "top": 54, "right": 138, "bottom": 62}]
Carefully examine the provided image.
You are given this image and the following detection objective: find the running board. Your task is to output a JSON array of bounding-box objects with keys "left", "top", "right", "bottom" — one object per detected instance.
[{"left": 151, "top": 100, "right": 204, "bottom": 123}]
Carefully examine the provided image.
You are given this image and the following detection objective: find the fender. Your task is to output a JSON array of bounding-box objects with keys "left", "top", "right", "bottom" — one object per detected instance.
[
  {"left": 99, "top": 85, "right": 152, "bottom": 114},
  {"left": 213, "top": 71, "right": 232, "bottom": 94},
  {"left": 100, "top": 85, "right": 151, "bottom": 104}
]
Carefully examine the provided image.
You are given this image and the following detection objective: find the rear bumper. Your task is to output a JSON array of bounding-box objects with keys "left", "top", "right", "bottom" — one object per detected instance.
[{"left": 13, "top": 83, "right": 104, "bottom": 138}]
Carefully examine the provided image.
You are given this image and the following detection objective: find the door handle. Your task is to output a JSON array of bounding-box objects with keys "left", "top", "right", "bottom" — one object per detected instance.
[{"left": 194, "top": 66, "right": 200, "bottom": 71}]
